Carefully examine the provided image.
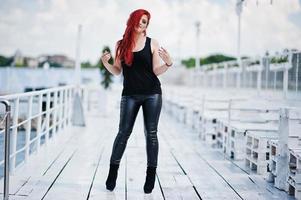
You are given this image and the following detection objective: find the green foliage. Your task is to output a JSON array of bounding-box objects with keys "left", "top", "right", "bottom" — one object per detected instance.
[
  {"left": 200, "top": 54, "right": 236, "bottom": 65},
  {"left": 181, "top": 57, "right": 195, "bottom": 68},
  {"left": 81, "top": 61, "right": 96, "bottom": 68},
  {"left": 270, "top": 56, "right": 288, "bottom": 64},
  {"left": 181, "top": 54, "right": 236, "bottom": 69},
  {"left": 0, "top": 55, "right": 13, "bottom": 67},
  {"left": 98, "top": 46, "right": 114, "bottom": 90}
]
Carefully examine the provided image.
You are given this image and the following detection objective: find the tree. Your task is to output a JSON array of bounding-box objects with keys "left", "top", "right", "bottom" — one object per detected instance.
[
  {"left": 98, "top": 46, "right": 114, "bottom": 89},
  {"left": 81, "top": 61, "right": 95, "bottom": 68},
  {"left": 0, "top": 55, "right": 13, "bottom": 67}
]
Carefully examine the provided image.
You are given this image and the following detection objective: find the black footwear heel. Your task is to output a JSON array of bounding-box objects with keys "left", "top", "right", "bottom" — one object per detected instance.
[
  {"left": 105, "top": 164, "right": 119, "bottom": 191},
  {"left": 143, "top": 166, "right": 157, "bottom": 194}
]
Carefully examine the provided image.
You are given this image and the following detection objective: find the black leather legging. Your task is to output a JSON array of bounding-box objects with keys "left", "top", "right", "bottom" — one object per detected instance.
[{"left": 109, "top": 93, "right": 162, "bottom": 167}]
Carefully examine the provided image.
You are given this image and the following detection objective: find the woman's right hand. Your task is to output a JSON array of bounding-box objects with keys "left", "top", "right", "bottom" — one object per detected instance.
[{"left": 101, "top": 50, "right": 111, "bottom": 64}]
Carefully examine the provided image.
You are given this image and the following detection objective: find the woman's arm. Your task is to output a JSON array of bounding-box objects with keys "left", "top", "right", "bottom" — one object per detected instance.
[
  {"left": 101, "top": 42, "right": 122, "bottom": 76},
  {"left": 151, "top": 39, "right": 173, "bottom": 76}
]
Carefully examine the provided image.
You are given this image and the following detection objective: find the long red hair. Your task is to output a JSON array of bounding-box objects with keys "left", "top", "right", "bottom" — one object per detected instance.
[{"left": 116, "top": 9, "right": 151, "bottom": 66}]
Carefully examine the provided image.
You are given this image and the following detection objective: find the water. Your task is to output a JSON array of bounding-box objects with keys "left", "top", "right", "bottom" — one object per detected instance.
[
  {"left": 0, "top": 66, "right": 121, "bottom": 95},
  {"left": 0, "top": 129, "right": 49, "bottom": 177}
]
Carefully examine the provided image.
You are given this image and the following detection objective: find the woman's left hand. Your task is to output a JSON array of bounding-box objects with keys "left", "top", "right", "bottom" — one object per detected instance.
[{"left": 158, "top": 47, "right": 172, "bottom": 66}]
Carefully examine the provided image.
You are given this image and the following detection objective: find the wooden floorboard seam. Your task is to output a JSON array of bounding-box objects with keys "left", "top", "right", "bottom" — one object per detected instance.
[
  {"left": 41, "top": 149, "right": 78, "bottom": 200},
  {"left": 169, "top": 150, "right": 203, "bottom": 200},
  {"left": 193, "top": 150, "right": 244, "bottom": 200},
  {"left": 155, "top": 173, "right": 166, "bottom": 200},
  {"left": 86, "top": 145, "right": 106, "bottom": 200},
  {"left": 13, "top": 176, "right": 31, "bottom": 195}
]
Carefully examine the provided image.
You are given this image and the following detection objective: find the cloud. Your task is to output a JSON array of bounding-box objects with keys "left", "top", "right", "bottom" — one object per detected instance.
[{"left": 0, "top": 0, "right": 300, "bottom": 64}]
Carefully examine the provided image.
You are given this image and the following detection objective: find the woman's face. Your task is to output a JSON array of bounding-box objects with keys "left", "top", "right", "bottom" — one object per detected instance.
[{"left": 135, "top": 14, "right": 148, "bottom": 33}]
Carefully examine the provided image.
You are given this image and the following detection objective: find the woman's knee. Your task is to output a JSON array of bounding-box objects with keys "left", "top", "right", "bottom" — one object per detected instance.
[{"left": 144, "top": 124, "right": 158, "bottom": 134}]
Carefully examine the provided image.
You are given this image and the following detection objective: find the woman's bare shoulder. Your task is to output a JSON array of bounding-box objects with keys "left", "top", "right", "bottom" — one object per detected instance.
[{"left": 150, "top": 38, "right": 159, "bottom": 52}]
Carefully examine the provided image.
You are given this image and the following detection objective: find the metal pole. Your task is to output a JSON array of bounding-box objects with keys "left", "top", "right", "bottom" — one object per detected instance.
[
  {"left": 75, "top": 24, "right": 82, "bottom": 86},
  {"left": 257, "top": 65, "right": 262, "bottom": 96},
  {"left": 283, "top": 52, "right": 291, "bottom": 99},
  {"left": 195, "top": 21, "right": 201, "bottom": 69},
  {"left": 1, "top": 99, "right": 11, "bottom": 200},
  {"left": 236, "top": 0, "right": 243, "bottom": 89},
  {"left": 72, "top": 24, "right": 86, "bottom": 126}
]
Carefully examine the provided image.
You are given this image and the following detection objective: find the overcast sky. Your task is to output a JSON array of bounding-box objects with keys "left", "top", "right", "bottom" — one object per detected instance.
[{"left": 0, "top": 0, "right": 300, "bottom": 64}]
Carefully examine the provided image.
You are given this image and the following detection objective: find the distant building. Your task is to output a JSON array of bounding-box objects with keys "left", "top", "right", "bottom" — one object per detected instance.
[
  {"left": 36, "top": 54, "right": 75, "bottom": 68},
  {"left": 5, "top": 52, "right": 75, "bottom": 68},
  {"left": 25, "top": 57, "right": 39, "bottom": 68},
  {"left": 48, "top": 55, "right": 75, "bottom": 68},
  {"left": 12, "top": 49, "right": 24, "bottom": 66}
]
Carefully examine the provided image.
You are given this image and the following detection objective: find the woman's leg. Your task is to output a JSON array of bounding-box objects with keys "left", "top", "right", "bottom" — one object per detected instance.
[
  {"left": 142, "top": 94, "right": 162, "bottom": 193},
  {"left": 142, "top": 94, "right": 162, "bottom": 167},
  {"left": 109, "top": 95, "right": 141, "bottom": 165},
  {"left": 106, "top": 95, "right": 141, "bottom": 191}
]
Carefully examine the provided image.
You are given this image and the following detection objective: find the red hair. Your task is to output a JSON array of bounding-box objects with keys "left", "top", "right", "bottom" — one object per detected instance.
[{"left": 116, "top": 9, "right": 151, "bottom": 66}]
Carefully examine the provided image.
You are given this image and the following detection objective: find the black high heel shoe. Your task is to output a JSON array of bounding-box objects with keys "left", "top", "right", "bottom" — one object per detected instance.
[
  {"left": 105, "top": 164, "right": 119, "bottom": 191},
  {"left": 143, "top": 166, "right": 157, "bottom": 194}
]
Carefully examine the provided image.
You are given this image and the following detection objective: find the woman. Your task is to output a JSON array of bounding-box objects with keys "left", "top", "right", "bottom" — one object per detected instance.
[{"left": 101, "top": 9, "right": 172, "bottom": 194}]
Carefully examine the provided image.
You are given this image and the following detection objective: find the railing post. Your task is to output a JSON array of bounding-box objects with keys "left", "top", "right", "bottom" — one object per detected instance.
[
  {"left": 199, "top": 95, "right": 205, "bottom": 138},
  {"left": 264, "top": 55, "right": 269, "bottom": 90},
  {"left": 36, "top": 94, "right": 42, "bottom": 152},
  {"left": 63, "top": 89, "right": 67, "bottom": 128},
  {"left": 25, "top": 96, "right": 32, "bottom": 161},
  {"left": 212, "top": 65, "right": 216, "bottom": 88},
  {"left": 224, "top": 63, "right": 228, "bottom": 89},
  {"left": 68, "top": 89, "right": 73, "bottom": 126},
  {"left": 45, "top": 91, "right": 51, "bottom": 144},
  {"left": 57, "top": 90, "right": 63, "bottom": 133},
  {"left": 275, "top": 107, "right": 289, "bottom": 190},
  {"left": 227, "top": 99, "right": 233, "bottom": 156},
  {"left": 257, "top": 61, "right": 262, "bottom": 96},
  {"left": 10, "top": 98, "right": 19, "bottom": 173},
  {"left": 283, "top": 51, "right": 292, "bottom": 99},
  {"left": 52, "top": 90, "right": 58, "bottom": 137},
  {"left": 237, "top": 65, "right": 241, "bottom": 89},
  {"left": 0, "top": 99, "right": 11, "bottom": 200}
]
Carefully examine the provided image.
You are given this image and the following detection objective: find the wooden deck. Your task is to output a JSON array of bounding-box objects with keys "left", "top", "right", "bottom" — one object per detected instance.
[{"left": 0, "top": 96, "right": 294, "bottom": 200}]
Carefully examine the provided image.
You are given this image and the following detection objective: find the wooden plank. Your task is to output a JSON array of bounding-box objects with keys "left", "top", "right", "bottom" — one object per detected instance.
[
  {"left": 158, "top": 132, "right": 201, "bottom": 199},
  {"left": 39, "top": 116, "right": 113, "bottom": 200},
  {"left": 87, "top": 116, "right": 126, "bottom": 199},
  {"left": 161, "top": 134, "right": 241, "bottom": 200},
  {"left": 0, "top": 127, "right": 78, "bottom": 196},
  {"left": 21, "top": 142, "right": 78, "bottom": 200}
]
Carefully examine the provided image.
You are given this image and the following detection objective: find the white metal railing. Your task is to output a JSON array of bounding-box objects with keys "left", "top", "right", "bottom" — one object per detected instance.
[
  {"left": 0, "top": 100, "right": 11, "bottom": 200},
  {"left": 0, "top": 85, "right": 88, "bottom": 173},
  {"left": 190, "top": 50, "right": 301, "bottom": 98}
]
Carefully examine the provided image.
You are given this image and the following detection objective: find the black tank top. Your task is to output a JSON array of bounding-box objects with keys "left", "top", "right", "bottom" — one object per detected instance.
[{"left": 121, "top": 36, "right": 162, "bottom": 96}]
